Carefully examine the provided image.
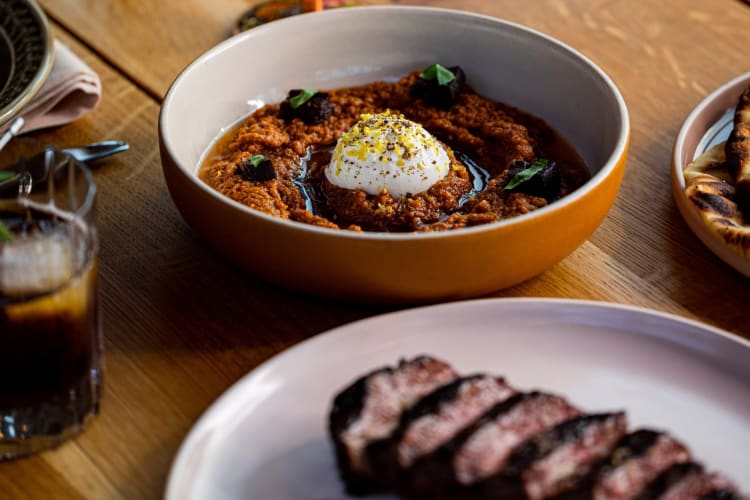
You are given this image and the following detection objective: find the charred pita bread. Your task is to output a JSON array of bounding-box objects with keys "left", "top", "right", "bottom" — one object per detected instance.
[
  {"left": 725, "top": 87, "right": 750, "bottom": 206},
  {"left": 684, "top": 142, "right": 750, "bottom": 259}
]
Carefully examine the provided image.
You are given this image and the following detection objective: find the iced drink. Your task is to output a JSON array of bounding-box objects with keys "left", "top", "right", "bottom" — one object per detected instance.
[{"left": 0, "top": 145, "right": 100, "bottom": 459}]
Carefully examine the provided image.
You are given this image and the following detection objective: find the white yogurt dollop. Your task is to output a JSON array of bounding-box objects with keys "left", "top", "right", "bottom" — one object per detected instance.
[{"left": 325, "top": 111, "right": 451, "bottom": 198}]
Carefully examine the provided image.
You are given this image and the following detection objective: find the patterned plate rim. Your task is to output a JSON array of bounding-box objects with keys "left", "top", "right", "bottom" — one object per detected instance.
[{"left": 0, "top": 0, "right": 54, "bottom": 127}]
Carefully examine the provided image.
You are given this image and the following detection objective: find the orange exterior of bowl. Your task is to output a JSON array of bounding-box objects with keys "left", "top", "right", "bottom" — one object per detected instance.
[
  {"left": 160, "top": 135, "right": 628, "bottom": 304},
  {"left": 158, "top": 8, "right": 630, "bottom": 304}
]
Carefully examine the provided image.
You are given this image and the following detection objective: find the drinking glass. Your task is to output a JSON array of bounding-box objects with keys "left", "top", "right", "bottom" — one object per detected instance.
[{"left": 0, "top": 138, "right": 101, "bottom": 460}]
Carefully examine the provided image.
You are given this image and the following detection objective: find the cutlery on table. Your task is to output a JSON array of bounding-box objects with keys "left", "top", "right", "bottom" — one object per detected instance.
[{"left": 0, "top": 139, "right": 129, "bottom": 196}]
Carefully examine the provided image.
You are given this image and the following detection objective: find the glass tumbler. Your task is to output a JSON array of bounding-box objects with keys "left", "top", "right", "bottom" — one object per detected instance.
[{"left": 0, "top": 138, "right": 101, "bottom": 459}]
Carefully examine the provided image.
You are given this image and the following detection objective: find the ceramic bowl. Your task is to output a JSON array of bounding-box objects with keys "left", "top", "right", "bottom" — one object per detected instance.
[
  {"left": 159, "top": 6, "right": 629, "bottom": 303},
  {"left": 671, "top": 71, "right": 750, "bottom": 277}
]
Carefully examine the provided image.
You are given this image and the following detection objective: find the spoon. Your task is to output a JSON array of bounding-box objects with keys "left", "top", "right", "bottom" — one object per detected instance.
[
  {"left": 62, "top": 140, "right": 130, "bottom": 163},
  {"left": 0, "top": 118, "right": 25, "bottom": 152},
  {"left": 0, "top": 140, "right": 129, "bottom": 196}
]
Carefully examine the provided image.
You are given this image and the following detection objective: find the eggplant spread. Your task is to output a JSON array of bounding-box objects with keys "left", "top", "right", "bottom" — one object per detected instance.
[{"left": 200, "top": 65, "right": 590, "bottom": 232}]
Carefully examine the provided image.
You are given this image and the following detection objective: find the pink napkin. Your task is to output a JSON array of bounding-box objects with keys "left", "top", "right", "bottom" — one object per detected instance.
[{"left": 5, "top": 41, "right": 102, "bottom": 134}]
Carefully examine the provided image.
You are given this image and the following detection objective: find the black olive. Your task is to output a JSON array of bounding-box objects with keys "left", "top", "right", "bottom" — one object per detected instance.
[
  {"left": 411, "top": 65, "right": 466, "bottom": 109},
  {"left": 505, "top": 159, "right": 562, "bottom": 201},
  {"left": 279, "top": 90, "right": 333, "bottom": 124},
  {"left": 236, "top": 157, "right": 276, "bottom": 181}
]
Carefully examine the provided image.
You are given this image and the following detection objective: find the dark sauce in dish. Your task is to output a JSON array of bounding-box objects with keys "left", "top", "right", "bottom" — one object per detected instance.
[{"left": 199, "top": 71, "right": 592, "bottom": 232}]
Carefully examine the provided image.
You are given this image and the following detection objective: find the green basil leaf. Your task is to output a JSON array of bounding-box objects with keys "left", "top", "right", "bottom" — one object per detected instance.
[
  {"left": 0, "top": 221, "right": 12, "bottom": 242},
  {"left": 419, "top": 64, "right": 456, "bottom": 86},
  {"left": 0, "top": 170, "right": 16, "bottom": 182},
  {"left": 505, "top": 159, "right": 548, "bottom": 191},
  {"left": 289, "top": 89, "right": 317, "bottom": 109},
  {"left": 249, "top": 154, "right": 266, "bottom": 167}
]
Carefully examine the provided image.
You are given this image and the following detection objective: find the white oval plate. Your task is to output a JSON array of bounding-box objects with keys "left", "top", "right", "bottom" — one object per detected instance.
[
  {"left": 166, "top": 298, "right": 750, "bottom": 499},
  {"left": 671, "top": 72, "right": 750, "bottom": 277}
]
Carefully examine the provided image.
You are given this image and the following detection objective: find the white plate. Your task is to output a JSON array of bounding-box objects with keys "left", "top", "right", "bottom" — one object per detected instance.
[
  {"left": 671, "top": 72, "right": 750, "bottom": 277},
  {"left": 166, "top": 298, "right": 750, "bottom": 499}
]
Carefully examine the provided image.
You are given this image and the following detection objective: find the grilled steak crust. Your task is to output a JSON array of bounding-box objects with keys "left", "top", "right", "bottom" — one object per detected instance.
[
  {"left": 456, "top": 392, "right": 582, "bottom": 485},
  {"left": 470, "top": 413, "right": 628, "bottom": 500},
  {"left": 633, "top": 462, "right": 744, "bottom": 500},
  {"left": 328, "top": 356, "right": 457, "bottom": 494},
  {"left": 701, "top": 489, "right": 748, "bottom": 500},
  {"left": 592, "top": 430, "right": 691, "bottom": 500},
  {"left": 367, "top": 374, "right": 515, "bottom": 493},
  {"left": 328, "top": 359, "right": 747, "bottom": 499},
  {"left": 407, "top": 391, "right": 581, "bottom": 499},
  {"left": 553, "top": 429, "right": 692, "bottom": 500},
  {"left": 660, "top": 470, "right": 743, "bottom": 500},
  {"left": 633, "top": 462, "right": 703, "bottom": 500}
]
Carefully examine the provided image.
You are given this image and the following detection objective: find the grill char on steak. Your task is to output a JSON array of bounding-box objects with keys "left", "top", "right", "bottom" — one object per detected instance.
[
  {"left": 367, "top": 374, "right": 515, "bottom": 493},
  {"left": 407, "top": 391, "right": 581, "bottom": 499},
  {"left": 468, "top": 412, "right": 629, "bottom": 500},
  {"left": 632, "top": 462, "right": 745, "bottom": 500},
  {"left": 328, "top": 358, "right": 746, "bottom": 499},
  {"left": 328, "top": 356, "right": 457, "bottom": 494},
  {"left": 589, "top": 429, "right": 693, "bottom": 499},
  {"left": 551, "top": 429, "right": 693, "bottom": 500}
]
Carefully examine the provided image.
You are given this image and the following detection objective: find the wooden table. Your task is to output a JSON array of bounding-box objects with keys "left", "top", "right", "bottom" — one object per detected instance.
[{"left": 2, "top": 0, "right": 749, "bottom": 498}]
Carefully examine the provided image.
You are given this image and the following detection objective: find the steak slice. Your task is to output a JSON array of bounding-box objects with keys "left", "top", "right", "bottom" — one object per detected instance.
[
  {"left": 701, "top": 489, "right": 748, "bottom": 500},
  {"left": 456, "top": 392, "right": 583, "bottom": 485},
  {"left": 634, "top": 462, "right": 745, "bottom": 500},
  {"left": 368, "top": 374, "right": 515, "bottom": 492},
  {"left": 591, "top": 430, "right": 691, "bottom": 499},
  {"left": 472, "top": 412, "right": 628, "bottom": 500},
  {"left": 406, "top": 391, "right": 581, "bottom": 499},
  {"left": 328, "top": 356, "right": 457, "bottom": 494}
]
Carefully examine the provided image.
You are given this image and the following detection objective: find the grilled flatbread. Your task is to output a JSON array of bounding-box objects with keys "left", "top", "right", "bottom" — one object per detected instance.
[
  {"left": 725, "top": 87, "right": 750, "bottom": 206},
  {"left": 683, "top": 142, "right": 750, "bottom": 259}
]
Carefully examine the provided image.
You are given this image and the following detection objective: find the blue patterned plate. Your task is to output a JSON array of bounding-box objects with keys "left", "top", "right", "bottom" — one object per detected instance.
[{"left": 0, "top": 0, "right": 54, "bottom": 127}]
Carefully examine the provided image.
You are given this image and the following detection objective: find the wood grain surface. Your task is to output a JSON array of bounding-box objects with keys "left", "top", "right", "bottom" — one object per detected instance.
[{"left": 1, "top": 0, "right": 749, "bottom": 498}]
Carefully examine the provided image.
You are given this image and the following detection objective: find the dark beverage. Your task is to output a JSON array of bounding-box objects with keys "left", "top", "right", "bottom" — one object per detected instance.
[
  {"left": 0, "top": 196, "right": 100, "bottom": 459},
  {"left": 0, "top": 260, "right": 99, "bottom": 410}
]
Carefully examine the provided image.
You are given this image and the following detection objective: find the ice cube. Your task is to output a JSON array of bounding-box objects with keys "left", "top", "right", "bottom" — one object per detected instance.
[{"left": 0, "top": 233, "right": 74, "bottom": 296}]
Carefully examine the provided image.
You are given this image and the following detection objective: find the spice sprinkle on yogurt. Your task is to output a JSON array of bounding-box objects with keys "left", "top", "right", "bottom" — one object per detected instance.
[{"left": 325, "top": 111, "right": 452, "bottom": 198}]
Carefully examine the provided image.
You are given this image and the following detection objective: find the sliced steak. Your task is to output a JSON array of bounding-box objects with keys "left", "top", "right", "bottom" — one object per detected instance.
[
  {"left": 328, "top": 358, "right": 747, "bottom": 499},
  {"left": 456, "top": 391, "right": 583, "bottom": 485},
  {"left": 397, "top": 375, "right": 516, "bottom": 468},
  {"left": 633, "top": 461, "right": 745, "bottom": 500},
  {"left": 472, "top": 412, "right": 628, "bottom": 500},
  {"left": 368, "top": 374, "right": 515, "bottom": 491},
  {"left": 407, "top": 391, "right": 581, "bottom": 499},
  {"left": 328, "top": 356, "right": 457, "bottom": 494},
  {"left": 591, "top": 429, "right": 691, "bottom": 499},
  {"left": 701, "top": 489, "right": 748, "bottom": 500},
  {"left": 674, "top": 472, "right": 746, "bottom": 500}
]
